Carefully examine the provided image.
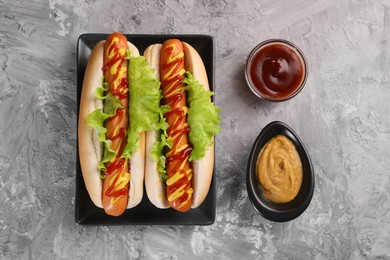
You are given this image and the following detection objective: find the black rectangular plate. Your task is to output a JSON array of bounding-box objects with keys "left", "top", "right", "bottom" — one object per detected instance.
[{"left": 76, "top": 34, "right": 215, "bottom": 225}]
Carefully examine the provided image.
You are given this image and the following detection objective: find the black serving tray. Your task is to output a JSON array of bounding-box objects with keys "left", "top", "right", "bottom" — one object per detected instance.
[{"left": 76, "top": 34, "right": 215, "bottom": 225}]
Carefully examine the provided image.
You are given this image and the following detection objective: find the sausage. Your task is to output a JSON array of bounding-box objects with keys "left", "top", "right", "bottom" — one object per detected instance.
[
  {"left": 101, "top": 32, "right": 130, "bottom": 216},
  {"left": 160, "top": 39, "right": 193, "bottom": 212}
]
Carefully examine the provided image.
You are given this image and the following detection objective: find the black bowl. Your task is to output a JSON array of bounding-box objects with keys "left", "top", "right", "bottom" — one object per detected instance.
[{"left": 246, "top": 121, "right": 314, "bottom": 222}]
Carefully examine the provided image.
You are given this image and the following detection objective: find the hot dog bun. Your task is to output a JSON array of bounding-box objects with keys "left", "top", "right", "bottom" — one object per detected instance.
[
  {"left": 144, "top": 44, "right": 170, "bottom": 209},
  {"left": 124, "top": 42, "right": 145, "bottom": 209},
  {"left": 144, "top": 40, "right": 215, "bottom": 210},
  {"left": 78, "top": 35, "right": 144, "bottom": 215},
  {"left": 78, "top": 40, "right": 105, "bottom": 208},
  {"left": 182, "top": 42, "right": 215, "bottom": 208}
]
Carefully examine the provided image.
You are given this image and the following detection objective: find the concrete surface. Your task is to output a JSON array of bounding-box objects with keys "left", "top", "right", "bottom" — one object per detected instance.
[{"left": 1, "top": 0, "right": 389, "bottom": 259}]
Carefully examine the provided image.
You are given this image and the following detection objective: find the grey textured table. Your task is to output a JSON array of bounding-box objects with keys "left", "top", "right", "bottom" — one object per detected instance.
[{"left": 1, "top": 0, "right": 390, "bottom": 259}]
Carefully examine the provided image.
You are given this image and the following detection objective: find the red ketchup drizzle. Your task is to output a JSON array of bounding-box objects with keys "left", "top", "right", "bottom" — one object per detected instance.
[
  {"left": 112, "top": 78, "right": 128, "bottom": 100},
  {"left": 167, "top": 178, "right": 190, "bottom": 202},
  {"left": 162, "top": 74, "right": 185, "bottom": 99},
  {"left": 167, "top": 142, "right": 192, "bottom": 174},
  {"left": 106, "top": 108, "right": 126, "bottom": 172},
  {"left": 166, "top": 145, "right": 192, "bottom": 200},
  {"left": 165, "top": 92, "right": 183, "bottom": 111},
  {"left": 102, "top": 46, "right": 123, "bottom": 72},
  {"left": 161, "top": 47, "right": 192, "bottom": 207},
  {"left": 161, "top": 49, "right": 184, "bottom": 79},
  {"left": 106, "top": 108, "right": 127, "bottom": 155},
  {"left": 104, "top": 159, "right": 127, "bottom": 197},
  {"left": 101, "top": 40, "right": 129, "bottom": 199},
  {"left": 103, "top": 108, "right": 128, "bottom": 198},
  {"left": 107, "top": 107, "right": 124, "bottom": 123},
  {"left": 164, "top": 108, "right": 185, "bottom": 134},
  {"left": 102, "top": 44, "right": 128, "bottom": 100},
  {"left": 109, "top": 127, "right": 126, "bottom": 155}
]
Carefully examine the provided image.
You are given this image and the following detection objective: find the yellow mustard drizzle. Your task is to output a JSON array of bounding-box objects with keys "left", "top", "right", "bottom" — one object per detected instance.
[
  {"left": 162, "top": 44, "right": 185, "bottom": 80},
  {"left": 110, "top": 60, "right": 121, "bottom": 76},
  {"left": 168, "top": 185, "right": 185, "bottom": 202},
  {"left": 110, "top": 171, "right": 130, "bottom": 204},
  {"left": 161, "top": 43, "right": 193, "bottom": 208},
  {"left": 162, "top": 63, "right": 186, "bottom": 81},
  {"left": 162, "top": 44, "right": 186, "bottom": 99},
  {"left": 106, "top": 36, "right": 127, "bottom": 92},
  {"left": 178, "top": 188, "right": 193, "bottom": 208},
  {"left": 119, "top": 48, "right": 126, "bottom": 56},
  {"left": 166, "top": 172, "right": 184, "bottom": 186},
  {"left": 110, "top": 125, "right": 123, "bottom": 158},
  {"left": 112, "top": 66, "right": 127, "bottom": 91},
  {"left": 109, "top": 160, "right": 131, "bottom": 204},
  {"left": 185, "top": 168, "right": 193, "bottom": 180},
  {"left": 107, "top": 37, "right": 119, "bottom": 59},
  {"left": 104, "top": 35, "right": 130, "bottom": 204}
]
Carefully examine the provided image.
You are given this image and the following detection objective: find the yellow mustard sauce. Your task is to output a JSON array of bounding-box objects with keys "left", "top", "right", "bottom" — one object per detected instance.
[
  {"left": 257, "top": 135, "right": 302, "bottom": 203},
  {"left": 161, "top": 42, "right": 192, "bottom": 209}
]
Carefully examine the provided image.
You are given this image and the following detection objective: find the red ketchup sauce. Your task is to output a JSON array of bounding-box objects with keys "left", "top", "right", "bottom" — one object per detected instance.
[
  {"left": 166, "top": 146, "right": 192, "bottom": 205},
  {"left": 101, "top": 38, "right": 129, "bottom": 200},
  {"left": 160, "top": 42, "right": 193, "bottom": 209},
  {"left": 104, "top": 159, "right": 127, "bottom": 197},
  {"left": 248, "top": 42, "right": 305, "bottom": 100},
  {"left": 102, "top": 46, "right": 128, "bottom": 100}
]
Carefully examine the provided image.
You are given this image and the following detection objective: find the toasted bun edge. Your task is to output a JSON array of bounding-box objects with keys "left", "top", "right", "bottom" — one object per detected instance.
[
  {"left": 182, "top": 42, "right": 214, "bottom": 208},
  {"left": 144, "top": 44, "right": 170, "bottom": 209}
]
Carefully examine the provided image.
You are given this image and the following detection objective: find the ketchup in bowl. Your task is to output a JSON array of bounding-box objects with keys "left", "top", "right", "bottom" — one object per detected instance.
[{"left": 245, "top": 39, "right": 308, "bottom": 102}]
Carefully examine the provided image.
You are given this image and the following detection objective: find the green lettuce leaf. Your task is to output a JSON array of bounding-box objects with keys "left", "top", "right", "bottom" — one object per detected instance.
[
  {"left": 86, "top": 93, "right": 123, "bottom": 171},
  {"left": 95, "top": 77, "right": 109, "bottom": 99},
  {"left": 150, "top": 104, "right": 172, "bottom": 183},
  {"left": 103, "top": 94, "right": 123, "bottom": 115},
  {"left": 185, "top": 71, "right": 221, "bottom": 161},
  {"left": 122, "top": 56, "right": 165, "bottom": 158}
]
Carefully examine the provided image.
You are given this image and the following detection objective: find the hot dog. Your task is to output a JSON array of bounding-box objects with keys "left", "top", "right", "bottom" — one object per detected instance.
[
  {"left": 79, "top": 32, "right": 161, "bottom": 216},
  {"left": 144, "top": 39, "right": 220, "bottom": 212}
]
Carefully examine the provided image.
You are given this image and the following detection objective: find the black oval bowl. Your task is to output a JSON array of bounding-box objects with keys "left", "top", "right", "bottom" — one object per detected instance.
[{"left": 246, "top": 121, "right": 314, "bottom": 222}]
